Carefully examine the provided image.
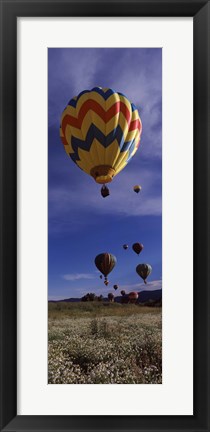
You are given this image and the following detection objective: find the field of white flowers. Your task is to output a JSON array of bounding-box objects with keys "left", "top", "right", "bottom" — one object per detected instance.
[
  {"left": 48, "top": 306, "right": 162, "bottom": 384},
  {"left": 48, "top": 304, "right": 162, "bottom": 384}
]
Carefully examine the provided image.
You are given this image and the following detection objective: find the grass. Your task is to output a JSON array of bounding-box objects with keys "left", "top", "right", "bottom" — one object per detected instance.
[
  {"left": 48, "top": 302, "right": 162, "bottom": 384},
  {"left": 48, "top": 301, "right": 160, "bottom": 319}
]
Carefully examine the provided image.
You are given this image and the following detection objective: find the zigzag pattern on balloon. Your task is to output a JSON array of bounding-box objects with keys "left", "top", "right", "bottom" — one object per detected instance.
[
  {"left": 60, "top": 87, "right": 142, "bottom": 180},
  {"left": 68, "top": 87, "right": 119, "bottom": 107},
  {"left": 61, "top": 100, "right": 140, "bottom": 133},
  {"left": 61, "top": 88, "right": 141, "bottom": 143},
  {"left": 69, "top": 124, "right": 139, "bottom": 164}
]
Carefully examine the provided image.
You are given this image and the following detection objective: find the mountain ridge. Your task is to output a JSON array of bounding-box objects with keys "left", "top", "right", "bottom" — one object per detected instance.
[{"left": 49, "top": 289, "right": 162, "bottom": 303}]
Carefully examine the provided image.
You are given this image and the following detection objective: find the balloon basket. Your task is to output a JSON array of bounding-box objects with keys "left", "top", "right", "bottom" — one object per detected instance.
[{"left": 101, "top": 185, "right": 110, "bottom": 198}]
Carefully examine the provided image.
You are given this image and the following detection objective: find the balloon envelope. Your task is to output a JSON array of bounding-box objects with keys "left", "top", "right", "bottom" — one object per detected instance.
[
  {"left": 95, "top": 253, "right": 117, "bottom": 277},
  {"left": 132, "top": 242, "right": 144, "bottom": 255},
  {"left": 128, "top": 291, "right": 139, "bottom": 300},
  {"left": 136, "top": 263, "right": 152, "bottom": 282},
  {"left": 133, "top": 185, "right": 141, "bottom": 193},
  {"left": 60, "top": 87, "right": 142, "bottom": 184}
]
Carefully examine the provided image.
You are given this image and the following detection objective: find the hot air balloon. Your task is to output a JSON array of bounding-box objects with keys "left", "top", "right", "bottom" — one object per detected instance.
[
  {"left": 104, "top": 280, "right": 109, "bottom": 286},
  {"left": 60, "top": 87, "right": 142, "bottom": 195},
  {"left": 95, "top": 253, "right": 116, "bottom": 285},
  {"left": 136, "top": 263, "right": 152, "bottom": 284},
  {"left": 113, "top": 284, "right": 118, "bottom": 291},
  {"left": 100, "top": 275, "right": 103, "bottom": 279},
  {"left": 123, "top": 244, "right": 128, "bottom": 250},
  {"left": 133, "top": 185, "right": 141, "bottom": 193},
  {"left": 108, "top": 293, "right": 114, "bottom": 303},
  {"left": 128, "top": 291, "right": 139, "bottom": 303},
  {"left": 121, "top": 290, "right": 126, "bottom": 296},
  {"left": 132, "top": 242, "right": 144, "bottom": 255}
]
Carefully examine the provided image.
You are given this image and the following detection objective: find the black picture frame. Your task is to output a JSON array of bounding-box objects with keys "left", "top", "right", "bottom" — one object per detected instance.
[{"left": 0, "top": 1, "right": 209, "bottom": 431}]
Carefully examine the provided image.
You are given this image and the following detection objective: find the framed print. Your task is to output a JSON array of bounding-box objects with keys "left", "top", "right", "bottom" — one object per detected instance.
[{"left": 0, "top": 0, "right": 209, "bottom": 431}]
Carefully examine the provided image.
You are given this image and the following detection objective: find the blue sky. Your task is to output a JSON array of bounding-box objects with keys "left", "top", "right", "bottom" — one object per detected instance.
[{"left": 48, "top": 48, "right": 162, "bottom": 300}]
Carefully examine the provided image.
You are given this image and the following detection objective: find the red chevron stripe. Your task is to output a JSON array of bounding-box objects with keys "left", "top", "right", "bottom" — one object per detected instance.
[
  {"left": 129, "top": 119, "right": 141, "bottom": 132},
  {"left": 61, "top": 135, "right": 69, "bottom": 146},
  {"left": 61, "top": 100, "right": 131, "bottom": 134}
]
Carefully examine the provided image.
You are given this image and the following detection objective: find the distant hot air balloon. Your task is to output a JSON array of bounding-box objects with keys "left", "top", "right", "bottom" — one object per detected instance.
[
  {"left": 60, "top": 87, "right": 142, "bottom": 195},
  {"left": 108, "top": 293, "right": 114, "bottom": 302},
  {"left": 133, "top": 185, "right": 141, "bottom": 193},
  {"left": 104, "top": 280, "right": 109, "bottom": 286},
  {"left": 136, "top": 263, "right": 152, "bottom": 284},
  {"left": 95, "top": 253, "right": 116, "bottom": 286},
  {"left": 123, "top": 244, "right": 128, "bottom": 250},
  {"left": 132, "top": 242, "right": 144, "bottom": 255},
  {"left": 128, "top": 291, "right": 139, "bottom": 303},
  {"left": 100, "top": 275, "right": 103, "bottom": 279},
  {"left": 121, "top": 290, "right": 126, "bottom": 296},
  {"left": 113, "top": 284, "right": 118, "bottom": 291}
]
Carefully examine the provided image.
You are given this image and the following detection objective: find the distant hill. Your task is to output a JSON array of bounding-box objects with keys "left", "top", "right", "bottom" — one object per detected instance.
[
  {"left": 49, "top": 297, "right": 80, "bottom": 303},
  {"left": 49, "top": 289, "right": 162, "bottom": 304},
  {"left": 138, "top": 289, "right": 162, "bottom": 303}
]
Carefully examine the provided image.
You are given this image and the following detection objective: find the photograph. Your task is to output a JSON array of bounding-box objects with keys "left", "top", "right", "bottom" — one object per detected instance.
[{"left": 48, "top": 48, "right": 162, "bottom": 384}]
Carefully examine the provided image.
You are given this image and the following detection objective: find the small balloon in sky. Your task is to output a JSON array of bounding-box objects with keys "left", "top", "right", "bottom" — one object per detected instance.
[
  {"left": 133, "top": 185, "right": 142, "bottom": 193},
  {"left": 132, "top": 242, "right": 144, "bottom": 255},
  {"left": 136, "top": 263, "right": 152, "bottom": 284},
  {"left": 94, "top": 252, "right": 116, "bottom": 286}
]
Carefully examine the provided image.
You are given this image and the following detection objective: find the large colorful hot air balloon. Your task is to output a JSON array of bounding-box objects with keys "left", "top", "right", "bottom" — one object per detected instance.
[
  {"left": 136, "top": 263, "right": 152, "bottom": 284},
  {"left": 60, "top": 87, "right": 142, "bottom": 195},
  {"left": 94, "top": 253, "right": 116, "bottom": 285},
  {"left": 132, "top": 242, "right": 144, "bottom": 255}
]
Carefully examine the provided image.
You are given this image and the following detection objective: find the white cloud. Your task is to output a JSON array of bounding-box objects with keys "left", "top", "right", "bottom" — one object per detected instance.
[
  {"left": 48, "top": 161, "right": 162, "bottom": 233},
  {"left": 49, "top": 48, "right": 162, "bottom": 159},
  {"left": 62, "top": 273, "right": 96, "bottom": 281},
  {"left": 102, "top": 49, "right": 162, "bottom": 159},
  {"left": 119, "top": 279, "right": 162, "bottom": 292},
  {"left": 49, "top": 49, "right": 103, "bottom": 127},
  {"left": 48, "top": 279, "right": 162, "bottom": 301}
]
